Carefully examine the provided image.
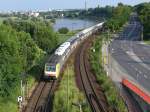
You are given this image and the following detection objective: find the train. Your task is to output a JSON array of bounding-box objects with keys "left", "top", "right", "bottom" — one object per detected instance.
[{"left": 44, "top": 22, "right": 104, "bottom": 80}]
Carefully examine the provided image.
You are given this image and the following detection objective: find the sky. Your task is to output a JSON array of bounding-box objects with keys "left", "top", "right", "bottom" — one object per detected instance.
[{"left": 0, "top": 0, "right": 150, "bottom": 11}]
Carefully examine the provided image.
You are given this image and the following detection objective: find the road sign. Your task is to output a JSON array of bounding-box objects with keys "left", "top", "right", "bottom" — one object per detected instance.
[{"left": 18, "top": 96, "right": 23, "bottom": 102}]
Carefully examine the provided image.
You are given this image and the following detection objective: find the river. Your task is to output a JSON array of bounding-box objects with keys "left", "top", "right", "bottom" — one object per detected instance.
[{"left": 53, "top": 18, "right": 99, "bottom": 31}]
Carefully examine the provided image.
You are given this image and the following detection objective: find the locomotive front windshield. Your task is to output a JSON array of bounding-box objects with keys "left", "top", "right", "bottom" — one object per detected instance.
[{"left": 46, "top": 65, "right": 56, "bottom": 72}]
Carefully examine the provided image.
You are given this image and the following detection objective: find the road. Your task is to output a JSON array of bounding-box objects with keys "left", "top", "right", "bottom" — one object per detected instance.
[{"left": 110, "top": 13, "right": 150, "bottom": 96}]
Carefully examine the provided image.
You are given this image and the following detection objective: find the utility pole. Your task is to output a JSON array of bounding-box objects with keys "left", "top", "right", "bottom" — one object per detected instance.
[{"left": 67, "top": 65, "right": 69, "bottom": 112}]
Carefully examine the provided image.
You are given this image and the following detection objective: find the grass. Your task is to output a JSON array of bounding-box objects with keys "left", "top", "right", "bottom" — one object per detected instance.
[
  {"left": 144, "top": 40, "right": 150, "bottom": 45},
  {"left": 56, "top": 30, "right": 80, "bottom": 44},
  {"left": 57, "top": 33, "right": 72, "bottom": 44},
  {"left": 89, "top": 35, "right": 128, "bottom": 112},
  {"left": 52, "top": 58, "right": 90, "bottom": 112}
]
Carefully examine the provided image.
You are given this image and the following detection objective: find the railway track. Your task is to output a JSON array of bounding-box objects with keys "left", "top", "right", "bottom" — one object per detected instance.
[
  {"left": 24, "top": 80, "right": 55, "bottom": 112},
  {"left": 75, "top": 39, "right": 108, "bottom": 112}
]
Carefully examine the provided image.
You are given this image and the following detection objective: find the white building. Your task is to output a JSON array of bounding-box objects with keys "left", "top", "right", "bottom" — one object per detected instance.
[{"left": 29, "top": 12, "right": 39, "bottom": 17}]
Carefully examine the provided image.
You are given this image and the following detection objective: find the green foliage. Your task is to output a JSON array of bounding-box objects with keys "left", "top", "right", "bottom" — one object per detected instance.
[
  {"left": 135, "top": 3, "right": 150, "bottom": 40},
  {"left": 0, "top": 24, "right": 43, "bottom": 96},
  {"left": 50, "top": 18, "right": 56, "bottom": 23},
  {"left": 3, "top": 19, "right": 58, "bottom": 53},
  {"left": 0, "top": 18, "right": 78, "bottom": 111},
  {"left": 90, "top": 36, "right": 128, "bottom": 112},
  {"left": 0, "top": 24, "right": 44, "bottom": 112},
  {"left": 0, "top": 25, "right": 21, "bottom": 97},
  {"left": 53, "top": 59, "right": 90, "bottom": 112},
  {"left": 77, "top": 6, "right": 113, "bottom": 19},
  {"left": 58, "top": 27, "right": 69, "bottom": 34},
  {"left": 0, "top": 98, "right": 18, "bottom": 112},
  {"left": 105, "top": 3, "right": 132, "bottom": 32},
  {"left": 17, "top": 32, "right": 44, "bottom": 70},
  {"left": 56, "top": 31, "right": 78, "bottom": 45},
  {"left": 144, "top": 40, "right": 150, "bottom": 45}
]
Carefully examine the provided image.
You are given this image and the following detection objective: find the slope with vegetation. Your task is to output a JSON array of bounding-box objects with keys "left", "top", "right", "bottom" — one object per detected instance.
[
  {"left": 0, "top": 17, "right": 79, "bottom": 112},
  {"left": 0, "top": 18, "right": 61, "bottom": 112},
  {"left": 0, "top": 23, "right": 44, "bottom": 111},
  {"left": 90, "top": 35, "right": 128, "bottom": 112}
]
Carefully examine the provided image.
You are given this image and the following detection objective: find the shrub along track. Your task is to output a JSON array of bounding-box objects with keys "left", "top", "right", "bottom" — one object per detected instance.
[
  {"left": 23, "top": 79, "right": 58, "bottom": 112},
  {"left": 75, "top": 37, "right": 113, "bottom": 112}
]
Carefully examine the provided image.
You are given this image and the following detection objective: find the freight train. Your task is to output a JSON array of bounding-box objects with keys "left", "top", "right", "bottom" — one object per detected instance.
[{"left": 44, "top": 22, "right": 104, "bottom": 79}]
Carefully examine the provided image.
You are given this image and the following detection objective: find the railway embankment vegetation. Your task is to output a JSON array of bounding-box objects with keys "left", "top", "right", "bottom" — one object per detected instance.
[
  {"left": 52, "top": 58, "right": 90, "bottom": 112},
  {"left": 90, "top": 35, "right": 128, "bottom": 112},
  {"left": 92, "top": 4, "right": 133, "bottom": 111},
  {"left": 0, "top": 18, "right": 75, "bottom": 111},
  {"left": 135, "top": 2, "right": 150, "bottom": 44}
]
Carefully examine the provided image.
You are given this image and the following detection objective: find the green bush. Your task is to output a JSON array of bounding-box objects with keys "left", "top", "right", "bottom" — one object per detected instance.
[
  {"left": 58, "top": 27, "right": 69, "bottom": 34},
  {"left": 89, "top": 36, "right": 128, "bottom": 112}
]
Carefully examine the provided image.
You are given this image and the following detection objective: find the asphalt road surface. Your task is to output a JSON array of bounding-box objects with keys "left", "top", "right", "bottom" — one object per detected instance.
[{"left": 110, "top": 13, "right": 150, "bottom": 94}]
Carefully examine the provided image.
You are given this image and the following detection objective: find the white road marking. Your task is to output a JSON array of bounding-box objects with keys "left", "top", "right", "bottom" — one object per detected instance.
[{"left": 144, "top": 74, "right": 148, "bottom": 79}]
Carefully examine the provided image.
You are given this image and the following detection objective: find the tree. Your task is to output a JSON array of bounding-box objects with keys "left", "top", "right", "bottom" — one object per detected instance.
[
  {"left": 135, "top": 3, "right": 150, "bottom": 40},
  {"left": 0, "top": 25, "right": 22, "bottom": 96},
  {"left": 118, "top": 2, "right": 124, "bottom": 7},
  {"left": 0, "top": 24, "right": 44, "bottom": 97},
  {"left": 3, "top": 19, "right": 58, "bottom": 53},
  {"left": 58, "top": 27, "right": 69, "bottom": 34},
  {"left": 105, "top": 4, "right": 132, "bottom": 31}
]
